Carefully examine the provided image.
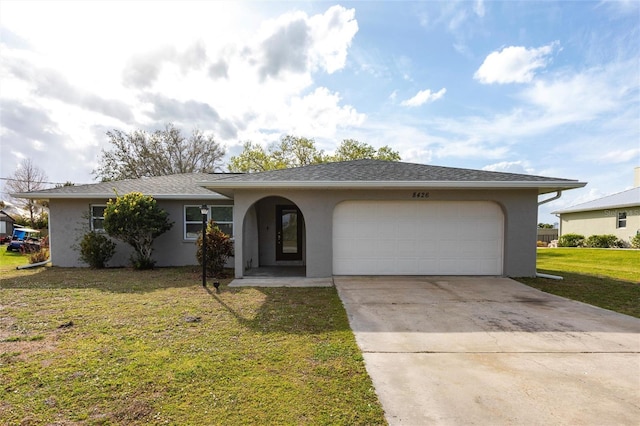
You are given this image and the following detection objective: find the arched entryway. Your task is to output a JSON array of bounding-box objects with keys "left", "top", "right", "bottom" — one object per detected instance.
[{"left": 241, "top": 196, "right": 306, "bottom": 277}]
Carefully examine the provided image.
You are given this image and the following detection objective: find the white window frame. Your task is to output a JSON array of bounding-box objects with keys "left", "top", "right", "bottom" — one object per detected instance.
[
  {"left": 184, "top": 205, "right": 233, "bottom": 240},
  {"left": 617, "top": 211, "right": 627, "bottom": 228},
  {"left": 90, "top": 205, "right": 107, "bottom": 232}
]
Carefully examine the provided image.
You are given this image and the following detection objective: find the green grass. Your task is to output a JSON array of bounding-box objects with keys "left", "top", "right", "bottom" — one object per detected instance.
[
  {"left": 0, "top": 267, "right": 386, "bottom": 425},
  {"left": 517, "top": 248, "right": 640, "bottom": 318},
  {"left": 0, "top": 248, "right": 31, "bottom": 270}
]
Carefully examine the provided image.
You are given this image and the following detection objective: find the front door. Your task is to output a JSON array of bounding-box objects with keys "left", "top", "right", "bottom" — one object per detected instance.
[{"left": 276, "top": 205, "right": 302, "bottom": 261}]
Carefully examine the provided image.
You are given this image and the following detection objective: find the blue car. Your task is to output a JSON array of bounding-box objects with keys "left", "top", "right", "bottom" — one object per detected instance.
[{"left": 6, "top": 228, "right": 41, "bottom": 253}]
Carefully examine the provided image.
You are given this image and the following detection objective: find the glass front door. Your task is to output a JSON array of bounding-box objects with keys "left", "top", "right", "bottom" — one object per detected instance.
[{"left": 276, "top": 205, "right": 302, "bottom": 261}]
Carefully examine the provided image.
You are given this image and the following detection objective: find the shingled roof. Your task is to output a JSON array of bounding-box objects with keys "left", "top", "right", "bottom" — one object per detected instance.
[
  {"left": 13, "top": 173, "right": 234, "bottom": 200},
  {"left": 200, "top": 160, "right": 585, "bottom": 195},
  {"left": 15, "top": 160, "right": 586, "bottom": 200}
]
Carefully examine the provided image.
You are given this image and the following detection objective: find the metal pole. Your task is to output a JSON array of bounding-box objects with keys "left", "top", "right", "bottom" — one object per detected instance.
[{"left": 202, "top": 206, "right": 207, "bottom": 287}]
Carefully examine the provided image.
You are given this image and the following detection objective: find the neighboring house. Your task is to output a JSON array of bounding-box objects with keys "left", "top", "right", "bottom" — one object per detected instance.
[
  {"left": 0, "top": 209, "right": 16, "bottom": 240},
  {"left": 553, "top": 169, "right": 640, "bottom": 245},
  {"left": 14, "top": 160, "right": 585, "bottom": 277}
]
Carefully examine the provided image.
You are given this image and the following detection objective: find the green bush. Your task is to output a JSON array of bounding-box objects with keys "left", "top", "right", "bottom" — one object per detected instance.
[
  {"left": 631, "top": 234, "right": 640, "bottom": 249},
  {"left": 196, "top": 221, "right": 234, "bottom": 278},
  {"left": 558, "top": 233, "right": 585, "bottom": 247},
  {"left": 103, "top": 192, "right": 173, "bottom": 270},
  {"left": 584, "top": 234, "right": 623, "bottom": 248},
  {"left": 79, "top": 231, "right": 116, "bottom": 268}
]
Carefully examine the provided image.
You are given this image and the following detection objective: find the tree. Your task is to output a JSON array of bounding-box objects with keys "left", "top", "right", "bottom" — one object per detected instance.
[
  {"left": 5, "top": 159, "right": 48, "bottom": 228},
  {"left": 331, "top": 139, "right": 401, "bottom": 162},
  {"left": 228, "top": 136, "right": 400, "bottom": 172},
  {"left": 537, "top": 223, "right": 554, "bottom": 229},
  {"left": 103, "top": 192, "right": 173, "bottom": 269},
  {"left": 93, "top": 123, "right": 226, "bottom": 181}
]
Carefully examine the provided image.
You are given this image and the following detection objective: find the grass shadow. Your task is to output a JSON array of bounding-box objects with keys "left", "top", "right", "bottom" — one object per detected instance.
[
  {"left": 205, "top": 285, "right": 351, "bottom": 334},
  {"left": 0, "top": 266, "right": 206, "bottom": 293},
  {"left": 517, "top": 269, "right": 640, "bottom": 318}
]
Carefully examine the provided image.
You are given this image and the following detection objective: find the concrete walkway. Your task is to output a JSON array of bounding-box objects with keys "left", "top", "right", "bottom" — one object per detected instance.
[{"left": 334, "top": 276, "right": 640, "bottom": 425}]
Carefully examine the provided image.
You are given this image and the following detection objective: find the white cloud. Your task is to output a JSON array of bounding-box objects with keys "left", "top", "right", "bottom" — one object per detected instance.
[
  {"left": 482, "top": 161, "right": 534, "bottom": 175},
  {"left": 474, "top": 42, "right": 559, "bottom": 84},
  {"left": 474, "top": 0, "right": 486, "bottom": 18},
  {"left": 401, "top": 88, "right": 446, "bottom": 107}
]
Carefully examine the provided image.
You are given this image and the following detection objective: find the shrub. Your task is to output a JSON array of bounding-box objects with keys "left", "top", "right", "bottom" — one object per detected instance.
[
  {"left": 79, "top": 231, "right": 116, "bottom": 268},
  {"left": 558, "top": 233, "right": 585, "bottom": 247},
  {"left": 29, "top": 248, "right": 49, "bottom": 264},
  {"left": 584, "top": 234, "right": 623, "bottom": 248},
  {"left": 104, "top": 192, "right": 173, "bottom": 270},
  {"left": 631, "top": 234, "right": 640, "bottom": 249},
  {"left": 196, "top": 221, "right": 234, "bottom": 278}
]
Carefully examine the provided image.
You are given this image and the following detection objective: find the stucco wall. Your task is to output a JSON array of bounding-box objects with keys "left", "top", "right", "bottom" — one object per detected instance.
[
  {"left": 232, "top": 188, "right": 539, "bottom": 278},
  {"left": 48, "top": 198, "right": 234, "bottom": 268},
  {"left": 560, "top": 207, "right": 640, "bottom": 244}
]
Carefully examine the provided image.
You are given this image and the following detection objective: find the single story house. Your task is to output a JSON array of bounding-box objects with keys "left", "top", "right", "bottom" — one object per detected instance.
[
  {"left": 15, "top": 159, "right": 585, "bottom": 277},
  {"left": 552, "top": 168, "right": 639, "bottom": 244},
  {"left": 0, "top": 209, "right": 16, "bottom": 240}
]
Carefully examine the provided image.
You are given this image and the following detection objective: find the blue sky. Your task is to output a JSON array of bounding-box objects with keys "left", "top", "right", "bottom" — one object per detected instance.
[{"left": 1, "top": 1, "right": 638, "bottom": 223}]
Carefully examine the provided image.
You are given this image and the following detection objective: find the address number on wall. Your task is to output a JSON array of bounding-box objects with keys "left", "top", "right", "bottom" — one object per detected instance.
[{"left": 412, "top": 191, "right": 430, "bottom": 199}]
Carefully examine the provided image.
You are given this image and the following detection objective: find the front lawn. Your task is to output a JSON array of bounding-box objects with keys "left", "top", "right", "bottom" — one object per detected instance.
[
  {"left": 517, "top": 248, "right": 640, "bottom": 318},
  {"left": 0, "top": 248, "right": 31, "bottom": 270},
  {"left": 0, "top": 267, "right": 386, "bottom": 425}
]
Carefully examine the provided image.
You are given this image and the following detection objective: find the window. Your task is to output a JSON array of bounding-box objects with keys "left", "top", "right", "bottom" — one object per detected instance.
[
  {"left": 184, "top": 205, "right": 233, "bottom": 240},
  {"left": 210, "top": 206, "right": 233, "bottom": 236},
  {"left": 91, "top": 205, "right": 106, "bottom": 231},
  {"left": 617, "top": 212, "right": 627, "bottom": 228}
]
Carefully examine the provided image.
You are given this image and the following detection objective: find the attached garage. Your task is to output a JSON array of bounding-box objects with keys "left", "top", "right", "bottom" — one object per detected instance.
[{"left": 333, "top": 200, "right": 504, "bottom": 275}]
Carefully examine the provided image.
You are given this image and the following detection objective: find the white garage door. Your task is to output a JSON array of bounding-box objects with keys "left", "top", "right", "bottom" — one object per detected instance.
[{"left": 333, "top": 201, "right": 503, "bottom": 275}]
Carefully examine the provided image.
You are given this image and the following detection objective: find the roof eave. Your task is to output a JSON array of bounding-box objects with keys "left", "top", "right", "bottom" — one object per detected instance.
[
  {"left": 199, "top": 180, "right": 587, "bottom": 194},
  {"left": 553, "top": 201, "right": 640, "bottom": 214},
  {"left": 11, "top": 193, "right": 230, "bottom": 201}
]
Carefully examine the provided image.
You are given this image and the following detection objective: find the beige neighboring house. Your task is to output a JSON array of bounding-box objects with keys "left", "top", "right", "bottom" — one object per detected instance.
[{"left": 553, "top": 168, "right": 640, "bottom": 245}]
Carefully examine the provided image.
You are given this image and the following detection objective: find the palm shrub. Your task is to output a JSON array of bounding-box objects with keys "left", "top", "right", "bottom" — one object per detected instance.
[
  {"left": 29, "top": 248, "right": 49, "bottom": 264},
  {"left": 104, "top": 192, "right": 173, "bottom": 269},
  {"left": 79, "top": 231, "right": 116, "bottom": 268},
  {"left": 558, "top": 233, "right": 585, "bottom": 247},
  {"left": 196, "top": 220, "right": 234, "bottom": 277}
]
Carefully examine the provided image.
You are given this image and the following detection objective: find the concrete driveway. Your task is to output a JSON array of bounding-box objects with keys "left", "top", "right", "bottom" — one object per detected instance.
[{"left": 334, "top": 276, "right": 640, "bottom": 425}]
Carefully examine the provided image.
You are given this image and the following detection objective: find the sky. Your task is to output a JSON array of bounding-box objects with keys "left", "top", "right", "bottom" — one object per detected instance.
[{"left": 0, "top": 0, "right": 638, "bottom": 224}]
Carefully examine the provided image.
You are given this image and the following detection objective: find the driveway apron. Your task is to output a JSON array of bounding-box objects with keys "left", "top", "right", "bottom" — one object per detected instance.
[{"left": 334, "top": 276, "right": 640, "bottom": 425}]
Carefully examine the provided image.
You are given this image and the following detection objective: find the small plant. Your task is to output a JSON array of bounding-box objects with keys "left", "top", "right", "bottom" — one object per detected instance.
[
  {"left": 79, "top": 231, "right": 116, "bottom": 268},
  {"left": 196, "top": 220, "right": 234, "bottom": 278},
  {"left": 631, "top": 234, "right": 640, "bottom": 249},
  {"left": 584, "top": 234, "right": 623, "bottom": 248},
  {"left": 558, "top": 233, "right": 585, "bottom": 247},
  {"left": 29, "top": 248, "right": 49, "bottom": 264}
]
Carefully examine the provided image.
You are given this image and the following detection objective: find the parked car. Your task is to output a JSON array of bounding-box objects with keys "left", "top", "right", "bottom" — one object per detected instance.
[
  {"left": 6, "top": 227, "right": 41, "bottom": 253},
  {"left": 0, "top": 234, "right": 11, "bottom": 244}
]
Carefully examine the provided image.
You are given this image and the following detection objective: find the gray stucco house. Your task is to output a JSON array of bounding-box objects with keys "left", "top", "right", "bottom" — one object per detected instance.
[{"left": 15, "top": 160, "right": 585, "bottom": 277}]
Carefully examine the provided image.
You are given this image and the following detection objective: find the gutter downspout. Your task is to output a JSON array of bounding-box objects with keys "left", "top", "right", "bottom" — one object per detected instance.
[
  {"left": 16, "top": 259, "right": 51, "bottom": 270},
  {"left": 536, "top": 191, "right": 563, "bottom": 280}
]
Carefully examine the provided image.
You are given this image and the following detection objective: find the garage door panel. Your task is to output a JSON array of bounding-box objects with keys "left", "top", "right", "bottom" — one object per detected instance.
[{"left": 333, "top": 201, "right": 503, "bottom": 275}]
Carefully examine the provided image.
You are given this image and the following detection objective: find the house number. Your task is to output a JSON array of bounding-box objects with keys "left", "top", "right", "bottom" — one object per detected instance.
[{"left": 412, "top": 191, "right": 430, "bottom": 199}]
